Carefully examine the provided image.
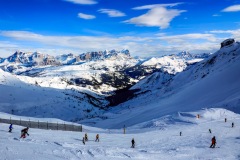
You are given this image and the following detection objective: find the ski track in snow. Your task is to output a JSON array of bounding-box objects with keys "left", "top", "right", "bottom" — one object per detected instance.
[{"left": 1, "top": 109, "right": 240, "bottom": 160}]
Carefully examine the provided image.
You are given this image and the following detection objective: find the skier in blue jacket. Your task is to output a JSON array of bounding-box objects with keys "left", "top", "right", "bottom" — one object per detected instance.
[{"left": 9, "top": 124, "right": 13, "bottom": 132}]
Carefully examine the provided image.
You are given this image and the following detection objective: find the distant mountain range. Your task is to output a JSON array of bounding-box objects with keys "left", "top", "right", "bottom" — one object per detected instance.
[{"left": 0, "top": 50, "right": 211, "bottom": 94}]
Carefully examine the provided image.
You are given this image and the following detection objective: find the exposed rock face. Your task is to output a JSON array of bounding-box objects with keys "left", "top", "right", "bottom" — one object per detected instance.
[{"left": 221, "top": 38, "right": 235, "bottom": 48}]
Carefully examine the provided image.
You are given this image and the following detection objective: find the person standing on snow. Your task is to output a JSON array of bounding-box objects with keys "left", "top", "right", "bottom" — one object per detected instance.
[
  {"left": 9, "top": 124, "right": 13, "bottom": 132},
  {"left": 84, "top": 133, "right": 88, "bottom": 141},
  {"left": 82, "top": 137, "right": 85, "bottom": 145},
  {"left": 232, "top": 122, "right": 234, "bottom": 128},
  {"left": 131, "top": 138, "right": 135, "bottom": 148},
  {"left": 20, "top": 127, "right": 29, "bottom": 138},
  {"left": 95, "top": 134, "right": 99, "bottom": 142},
  {"left": 210, "top": 136, "right": 216, "bottom": 148},
  {"left": 209, "top": 129, "right": 212, "bottom": 133}
]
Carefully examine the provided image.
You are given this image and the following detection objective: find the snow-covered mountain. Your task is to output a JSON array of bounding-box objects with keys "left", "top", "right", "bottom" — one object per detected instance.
[
  {"left": 0, "top": 40, "right": 239, "bottom": 160},
  {"left": 91, "top": 40, "right": 240, "bottom": 128},
  {"left": 0, "top": 40, "right": 234, "bottom": 127},
  {"left": 0, "top": 50, "right": 208, "bottom": 94}
]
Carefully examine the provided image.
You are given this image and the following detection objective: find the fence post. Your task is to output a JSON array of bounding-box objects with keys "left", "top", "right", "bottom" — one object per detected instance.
[{"left": 47, "top": 121, "right": 48, "bottom": 130}]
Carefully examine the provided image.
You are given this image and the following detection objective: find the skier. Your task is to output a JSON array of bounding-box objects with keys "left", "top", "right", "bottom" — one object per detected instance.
[
  {"left": 225, "top": 118, "right": 227, "bottom": 122},
  {"left": 82, "top": 137, "right": 85, "bottom": 145},
  {"left": 95, "top": 134, "right": 99, "bottom": 142},
  {"left": 180, "top": 132, "right": 182, "bottom": 136},
  {"left": 209, "top": 129, "right": 211, "bottom": 133},
  {"left": 232, "top": 122, "right": 234, "bottom": 128},
  {"left": 131, "top": 138, "right": 135, "bottom": 148},
  {"left": 84, "top": 133, "right": 88, "bottom": 141},
  {"left": 9, "top": 124, "right": 13, "bottom": 133},
  {"left": 20, "top": 127, "right": 29, "bottom": 138},
  {"left": 210, "top": 136, "right": 216, "bottom": 148}
]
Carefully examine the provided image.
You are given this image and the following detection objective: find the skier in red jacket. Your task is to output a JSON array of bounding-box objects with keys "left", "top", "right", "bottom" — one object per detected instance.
[
  {"left": 210, "top": 136, "right": 216, "bottom": 148},
  {"left": 20, "top": 127, "right": 29, "bottom": 138}
]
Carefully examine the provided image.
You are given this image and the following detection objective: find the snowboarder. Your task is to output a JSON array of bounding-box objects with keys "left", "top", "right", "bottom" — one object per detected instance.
[
  {"left": 20, "top": 127, "right": 29, "bottom": 138},
  {"left": 82, "top": 137, "right": 85, "bottom": 145},
  {"left": 210, "top": 136, "right": 216, "bottom": 148},
  {"left": 131, "top": 138, "right": 135, "bottom": 148},
  {"left": 9, "top": 124, "right": 13, "bottom": 133},
  {"left": 209, "top": 129, "right": 211, "bottom": 133},
  {"left": 95, "top": 134, "right": 99, "bottom": 142},
  {"left": 180, "top": 132, "right": 182, "bottom": 136},
  {"left": 84, "top": 133, "right": 88, "bottom": 141},
  {"left": 225, "top": 118, "right": 227, "bottom": 122},
  {"left": 232, "top": 122, "right": 234, "bottom": 128}
]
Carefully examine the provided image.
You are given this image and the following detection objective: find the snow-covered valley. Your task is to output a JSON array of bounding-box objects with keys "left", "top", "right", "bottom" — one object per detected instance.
[{"left": 0, "top": 39, "right": 240, "bottom": 159}]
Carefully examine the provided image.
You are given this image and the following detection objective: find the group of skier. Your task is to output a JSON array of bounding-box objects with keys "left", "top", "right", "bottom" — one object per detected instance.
[
  {"left": 5, "top": 116, "right": 236, "bottom": 149},
  {"left": 82, "top": 133, "right": 100, "bottom": 145},
  {"left": 7, "top": 124, "right": 30, "bottom": 139}
]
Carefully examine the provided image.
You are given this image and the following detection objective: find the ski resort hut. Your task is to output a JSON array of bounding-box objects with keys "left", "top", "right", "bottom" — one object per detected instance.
[{"left": 221, "top": 38, "right": 235, "bottom": 48}]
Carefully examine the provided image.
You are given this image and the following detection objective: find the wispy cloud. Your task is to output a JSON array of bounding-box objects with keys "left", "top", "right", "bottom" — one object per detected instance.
[
  {"left": 210, "top": 29, "right": 240, "bottom": 39},
  {"left": 132, "top": 3, "right": 183, "bottom": 10},
  {"left": 78, "top": 13, "right": 96, "bottom": 19},
  {"left": 98, "top": 9, "right": 126, "bottom": 17},
  {"left": 157, "top": 33, "right": 217, "bottom": 43},
  {"left": 1, "top": 30, "right": 235, "bottom": 57},
  {"left": 124, "top": 3, "right": 186, "bottom": 29},
  {"left": 212, "top": 14, "right": 221, "bottom": 17},
  {"left": 222, "top": 4, "right": 240, "bottom": 12},
  {"left": 64, "top": 0, "right": 97, "bottom": 5}
]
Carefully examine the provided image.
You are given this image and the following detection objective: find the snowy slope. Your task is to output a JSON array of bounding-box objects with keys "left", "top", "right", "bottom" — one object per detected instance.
[
  {"left": 0, "top": 69, "right": 108, "bottom": 122},
  {"left": 1, "top": 108, "right": 240, "bottom": 160},
  {"left": 93, "top": 41, "right": 240, "bottom": 128}
]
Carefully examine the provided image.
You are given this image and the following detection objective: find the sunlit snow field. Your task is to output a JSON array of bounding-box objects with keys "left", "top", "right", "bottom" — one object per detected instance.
[{"left": 1, "top": 108, "right": 240, "bottom": 160}]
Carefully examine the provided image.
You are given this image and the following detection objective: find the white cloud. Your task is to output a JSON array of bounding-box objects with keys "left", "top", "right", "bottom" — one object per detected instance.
[
  {"left": 64, "top": 0, "right": 97, "bottom": 5},
  {"left": 133, "top": 3, "right": 183, "bottom": 10},
  {"left": 222, "top": 4, "right": 240, "bottom": 12},
  {"left": 212, "top": 14, "right": 221, "bottom": 17},
  {"left": 157, "top": 33, "right": 217, "bottom": 43},
  {"left": 98, "top": 9, "right": 126, "bottom": 17},
  {"left": 0, "top": 30, "right": 230, "bottom": 57},
  {"left": 210, "top": 29, "right": 240, "bottom": 39},
  {"left": 78, "top": 13, "right": 96, "bottom": 19},
  {"left": 124, "top": 4, "right": 186, "bottom": 29}
]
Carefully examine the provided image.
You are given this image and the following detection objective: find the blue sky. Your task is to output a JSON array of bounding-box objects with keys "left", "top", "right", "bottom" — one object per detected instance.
[{"left": 0, "top": 0, "right": 240, "bottom": 57}]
